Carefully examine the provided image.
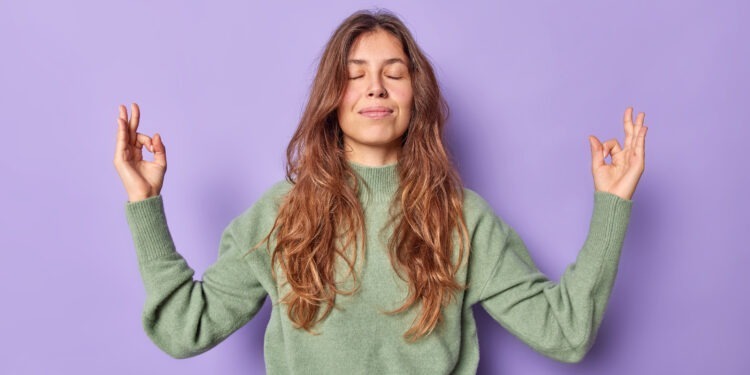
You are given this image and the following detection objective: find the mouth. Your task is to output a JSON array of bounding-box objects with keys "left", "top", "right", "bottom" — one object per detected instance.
[{"left": 359, "top": 106, "right": 394, "bottom": 119}]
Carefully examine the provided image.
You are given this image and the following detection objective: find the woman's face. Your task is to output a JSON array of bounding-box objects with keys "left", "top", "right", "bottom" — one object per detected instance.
[{"left": 337, "top": 28, "right": 413, "bottom": 165}]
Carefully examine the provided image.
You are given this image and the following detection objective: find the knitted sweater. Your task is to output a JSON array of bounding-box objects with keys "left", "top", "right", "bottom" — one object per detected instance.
[{"left": 124, "top": 161, "right": 633, "bottom": 374}]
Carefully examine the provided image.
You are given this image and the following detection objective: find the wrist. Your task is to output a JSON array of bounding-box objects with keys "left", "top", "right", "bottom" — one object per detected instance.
[
  {"left": 595, "top": 189, "right": 632, "bottom": 201},
  {"left": 128, "top": 193, "right": 155, "bottom": 203}
]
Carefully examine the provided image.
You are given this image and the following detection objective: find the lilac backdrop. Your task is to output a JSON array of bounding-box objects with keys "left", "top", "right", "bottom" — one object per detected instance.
[{"left": 2, "top": 0, "right": 748, "bottom": 374}]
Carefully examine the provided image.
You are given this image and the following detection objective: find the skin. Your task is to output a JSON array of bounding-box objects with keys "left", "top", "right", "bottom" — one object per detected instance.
[
  {"left": 588, "top": 107, "right": 648, "bottom": 201},
  {"left": 113, "top": 40, "right": 647, "bottom": 202},
  {"left": 112, "top": 106, "right": 647, "bottom": 203},
  {"left": 336, "top": 28, "right": 413, "bottom": 167},
  {"left": 113, "top": 103, "right": 165, "bottom": 202}
]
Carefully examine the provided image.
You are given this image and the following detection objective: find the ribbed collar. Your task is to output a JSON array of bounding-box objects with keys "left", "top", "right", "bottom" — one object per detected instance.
[{"left": 347, "top": 160, "right": 399, "bottom": 204}]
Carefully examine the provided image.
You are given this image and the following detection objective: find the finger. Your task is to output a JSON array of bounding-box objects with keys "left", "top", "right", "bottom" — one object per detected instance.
[
  {"left": 609, "top": 140, "right": 625, "bottom": 165},
  {"left": 589, "top": 135, "right": 605, "bottom": 169},
  {"left": 121, "top": 104, "right": 133, "bottom": 145},
  {"left": 119, "top": 104, "right": 128, "bottom": 121},
  {"left": 136, "top": 133, "right": 153, "bottom": 152},
  {"left": 631, "top": 111, "right": 644, "bottom": 150},
  {"left": 601, "top": 139, "right": 621, "bottom": 160},
  {"left": 115, "top": 118, "right": 128, "bottom": 162},
  {"left": 635, "top": 112, "right": 645, "bottom": 147},
  {"left": 611, "top": 142, "right": 622, "bottom": 155},
  {"left": 636, "top": 110, "right": 645, "bottom": 127},
  {"left": 623, "top": 107, "right": 634, "bottom": 150},
  {"left": 152, "top": 133, "right": 167, "bottom": 168},
  {"left": 635, "top": 125, "right": 647, "bottom": 158},
  {"left": 129, "top": 103, "right": 140, "bottom": 146}
]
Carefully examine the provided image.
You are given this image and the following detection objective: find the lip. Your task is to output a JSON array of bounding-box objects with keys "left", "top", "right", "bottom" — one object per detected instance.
[{"left": 359, "top": 106, "right": 393, "bottom": 119}]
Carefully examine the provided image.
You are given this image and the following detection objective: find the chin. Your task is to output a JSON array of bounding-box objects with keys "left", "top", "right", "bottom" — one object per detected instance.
[
  {"left": 343, "top": 131, "right": 400, "bottom": 148},
  {"left": 354, "top": 130, "right": 404, "bottom": 144}
]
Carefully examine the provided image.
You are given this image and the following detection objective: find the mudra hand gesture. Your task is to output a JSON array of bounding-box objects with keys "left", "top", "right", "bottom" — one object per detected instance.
[
  {"left": 588, "top": 107, "right": 648, "bottom": 201},
  {"left": 113, "top": 103, "right": 168, "bottom": 202}
]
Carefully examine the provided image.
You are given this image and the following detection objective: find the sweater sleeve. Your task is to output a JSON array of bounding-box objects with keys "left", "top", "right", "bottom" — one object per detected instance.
[
  {"left": 473, "top": 191, "right": 632, "bottom": 363},
  {"left": 124, "top": 195, "right": 269, "bottom": 359}
]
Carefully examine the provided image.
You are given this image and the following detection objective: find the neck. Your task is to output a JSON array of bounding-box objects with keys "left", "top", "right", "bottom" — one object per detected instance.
[
  {"left": 342, "top": 139, "right": 401, "bottom": 167},
  {"left": 347, "top": 160, "right": 399, "bottom": 204}
]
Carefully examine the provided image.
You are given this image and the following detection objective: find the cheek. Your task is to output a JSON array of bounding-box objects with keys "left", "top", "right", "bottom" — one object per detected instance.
[
  {"left": 387, "top": 83, "right": 412, "bottom": 102},
  {"left": 340, "top": 87, "right": 359, "bottom": 109},
  {"left": 337, "top": 88, "right": 360, "bottom": 131},
  {"left": 393, "top": 87, "right": 414, "bottom": 115}
]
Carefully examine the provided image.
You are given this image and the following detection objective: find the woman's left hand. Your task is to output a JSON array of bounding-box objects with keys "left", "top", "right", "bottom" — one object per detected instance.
[{"left": 588, "top": 107, "right": 648, "bottom": 201}]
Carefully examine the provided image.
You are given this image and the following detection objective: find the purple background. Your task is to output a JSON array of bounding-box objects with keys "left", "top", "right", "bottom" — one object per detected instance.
[{"left": 2, "top": 0, "right": 748, "bottom": 374}]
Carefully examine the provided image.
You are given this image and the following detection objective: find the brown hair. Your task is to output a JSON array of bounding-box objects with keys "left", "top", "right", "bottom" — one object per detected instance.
[{"left": 247, "top": 8, "right": 470, "bottom": 343}]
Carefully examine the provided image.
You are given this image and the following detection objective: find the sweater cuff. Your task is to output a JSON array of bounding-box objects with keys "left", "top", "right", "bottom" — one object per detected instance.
[
  {"left": 124, "top": 195, "right": 178, "bottom": 262},
  {"left": 586, "top": 191, "right": 633, "bottom": 263}
]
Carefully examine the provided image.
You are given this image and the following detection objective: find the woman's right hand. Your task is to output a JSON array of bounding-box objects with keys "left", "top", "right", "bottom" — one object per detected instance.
[{"left": 113, "top": 103, "right": 167, "bottom": 202}]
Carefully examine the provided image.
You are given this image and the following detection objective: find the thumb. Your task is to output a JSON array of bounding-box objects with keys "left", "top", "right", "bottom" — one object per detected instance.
[
  {"left": 589, "top": 135, "right": 604, "bottom": 169},
  {"left": 153, "top": 133, "right": 167, "bottom": 168}
]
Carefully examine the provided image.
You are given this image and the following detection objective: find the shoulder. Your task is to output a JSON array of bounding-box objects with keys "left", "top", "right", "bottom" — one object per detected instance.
[
  {"left": 460, "top": 187, "right": 514, "bottom": 237},
  {"left": 461, "top": 187, "right": 499, "bottom": 222},
  {"left": 462, "top": 187, "right": 493, "bottom": 213},
  {"left": 257, "top": 178, "right": 294, "bottom": 210},
  {"left": 226, "top": 179, "right": 293, "bottom": 235}
]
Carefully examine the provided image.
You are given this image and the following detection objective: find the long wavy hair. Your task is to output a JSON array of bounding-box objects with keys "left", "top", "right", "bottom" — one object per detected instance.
[{"left": 246, "top": 9, "right": 470, "bottom": 343}]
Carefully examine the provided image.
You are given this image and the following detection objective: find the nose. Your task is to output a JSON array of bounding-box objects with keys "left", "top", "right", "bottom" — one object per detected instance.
[{"left": 367, "top": 78, "right": 388, "bottom": 98}]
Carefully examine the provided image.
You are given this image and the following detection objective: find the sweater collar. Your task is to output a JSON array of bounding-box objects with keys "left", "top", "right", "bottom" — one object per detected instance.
[{"left": 347, "top": 160, "right": 399, "bottom": 204}]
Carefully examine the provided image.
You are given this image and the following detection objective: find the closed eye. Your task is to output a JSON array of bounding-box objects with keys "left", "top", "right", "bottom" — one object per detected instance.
[{"left": 348, "top": 75, "right": 403, "bottom": 80}]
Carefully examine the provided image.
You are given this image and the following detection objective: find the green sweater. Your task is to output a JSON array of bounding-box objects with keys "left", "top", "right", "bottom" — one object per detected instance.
[{"left": 124, "top": 161, "right": 632, "bottom": 374}]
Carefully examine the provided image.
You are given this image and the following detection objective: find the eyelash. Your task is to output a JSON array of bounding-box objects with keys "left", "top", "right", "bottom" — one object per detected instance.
[{"left": 348, "top": 75, "right": 403, "bottom": 80}]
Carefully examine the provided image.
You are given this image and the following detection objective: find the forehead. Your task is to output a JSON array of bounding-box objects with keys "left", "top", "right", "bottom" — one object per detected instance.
[{"left": 347, "top": 29, "right": 408, "bottom": 65}]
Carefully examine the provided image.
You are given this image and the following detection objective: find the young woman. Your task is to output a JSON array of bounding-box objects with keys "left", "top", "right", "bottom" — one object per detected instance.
[{"left": 113, "top": 9, "right": 647, "bottom": 374}]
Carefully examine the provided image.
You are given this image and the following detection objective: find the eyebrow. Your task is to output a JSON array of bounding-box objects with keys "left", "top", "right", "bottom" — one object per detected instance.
[{"left": 347, "top": 58, "right": 408, "bottom": 66}]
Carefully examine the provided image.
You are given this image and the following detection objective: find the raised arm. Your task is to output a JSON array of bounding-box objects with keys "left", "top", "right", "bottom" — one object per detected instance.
[
  {"left": 471, "top": 191, "right": 632, "bottom": 363},
  {"left": 125, "top": 195, "right": 268, "bottom": 358},
  {"left": 467, "top": 106, "right": 646, "bottom": 362}
]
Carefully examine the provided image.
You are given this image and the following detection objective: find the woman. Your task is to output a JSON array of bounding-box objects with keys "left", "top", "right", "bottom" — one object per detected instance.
[{"left": 113, "top": 9, "right": 647, "bottom": 374}]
